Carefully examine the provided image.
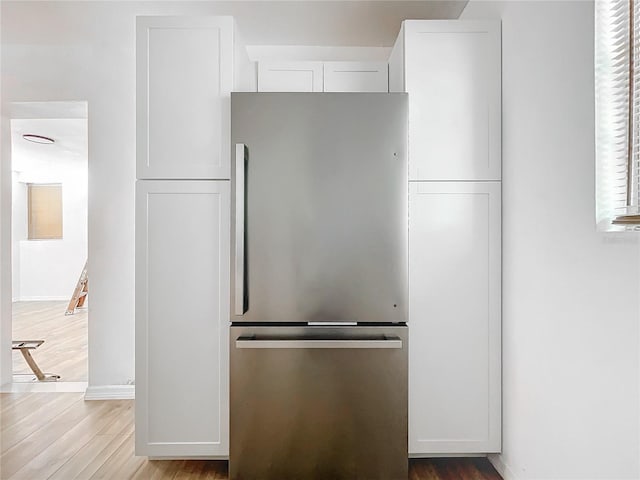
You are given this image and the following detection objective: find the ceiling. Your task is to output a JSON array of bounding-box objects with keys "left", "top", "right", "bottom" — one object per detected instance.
[
  {"left": 11, "top": 118, "right": 88, "bottom": 178},
  {"left": 1, "top": 1, "right": 469, "bottom": 47},
  {"left": 224, "top": 1, "right": 471, "bottom": 45}
]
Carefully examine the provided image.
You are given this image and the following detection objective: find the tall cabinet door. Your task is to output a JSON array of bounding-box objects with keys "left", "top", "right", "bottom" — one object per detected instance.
[
  {"left": 136, "top": 180, "right": 230, "bottom": 457},
  {"left": 408, "top": 181, "right": 501, "bottom": 454},
  {"left": 137, "top": 17, "right": 233, "bottom": 179},
  {"left": 399, "top": 21, "right": 501, "bottom": 181}
]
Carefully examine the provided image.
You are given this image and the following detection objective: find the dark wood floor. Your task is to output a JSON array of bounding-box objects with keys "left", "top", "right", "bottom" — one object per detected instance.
[
  {"left": 411, "top": 457, "right": 502, "bottom": 480},
  {"left": 0, "top": 393, "right": 502, "bottom": 479}
]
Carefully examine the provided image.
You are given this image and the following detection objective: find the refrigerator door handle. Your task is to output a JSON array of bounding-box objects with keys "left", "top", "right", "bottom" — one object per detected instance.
[
  {"left": 235, "top": 143, "right": 246, "bottom": 315},
  {"left": 235, "top": 336, "right": 402, "bottom": 349}
]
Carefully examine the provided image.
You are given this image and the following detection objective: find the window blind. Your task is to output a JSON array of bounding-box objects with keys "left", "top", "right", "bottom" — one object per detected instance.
[
  {"left": 28, "top": 184, "right": 63, "bottom": 240},
  {"left": 631, "top": 1, "right": 640, "bottom": 213},
  {"left": 595, "top": 0, "right": 640, "bottom": 230}
]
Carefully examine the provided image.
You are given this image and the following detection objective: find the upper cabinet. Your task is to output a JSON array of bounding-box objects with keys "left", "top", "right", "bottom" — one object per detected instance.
[
  {"left": 389, "top": 20, "right": 501, "bottom": 181},
  {"left": 258, "top": 61, "right": 323, "bottom": 92},
  {"left": 137, "top": 16, "right": 255, "bottom": 180},
  {"left": 257, "top": 61, "right": 389, "bottom": 93},
  {"left": 323, "top": 62, "right": 388, "bottom": 92}
]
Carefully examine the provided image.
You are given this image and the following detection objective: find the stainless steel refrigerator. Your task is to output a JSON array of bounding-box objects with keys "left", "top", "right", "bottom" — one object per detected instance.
[{"left": 229, "top": 92, "right": 409, "bottom": 480}]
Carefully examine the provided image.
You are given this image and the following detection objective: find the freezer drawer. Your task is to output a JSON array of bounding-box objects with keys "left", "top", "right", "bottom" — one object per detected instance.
[{"left": 230, "top": 325, "right": 408, "bottom": 480}]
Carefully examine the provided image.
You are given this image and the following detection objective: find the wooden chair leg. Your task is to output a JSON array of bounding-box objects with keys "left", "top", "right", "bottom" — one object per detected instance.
[{"left": 19, "top": 348, "right": 45, "bottom": 381}]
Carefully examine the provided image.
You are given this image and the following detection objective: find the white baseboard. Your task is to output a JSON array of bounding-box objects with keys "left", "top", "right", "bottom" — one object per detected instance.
[
  {"left": 16, "top": 296, "right": 68, "bottom": 302},
  {"left": 488, "top": 453, "right": 519, "bottom": 480},
  {"left": 84, "top": 384, "right": 135, "bottom": 400}
]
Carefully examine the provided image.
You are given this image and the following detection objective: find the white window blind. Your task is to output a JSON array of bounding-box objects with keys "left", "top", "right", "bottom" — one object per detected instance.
[
  {"left": 596, "top": 0, "right": 640, "bottom": 230},
  {"left": 27, "top": 183, "right": 63, "bottom": 240}
]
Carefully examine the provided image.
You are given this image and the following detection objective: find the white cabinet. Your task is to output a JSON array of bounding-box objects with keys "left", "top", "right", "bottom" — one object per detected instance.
[
  {"left": 396, "top": 20, "right": 502, "bottom": 456},
  {"left": 389, "top": 21, "right": 501, "bottom": 181},
  {"left": 258, "top": 61, "right": 389, "bottom": 92},
  {"left": 323, "top": 61, "right": 388, "bottom": 92},
  {"left": 408, "top": 181, "right": 501, "bottom": 454},
  {"left": 258, "top": 61, "right": 323, "bottom": 92},
  {"left": 137, "top": 17, "right": 254, "bottom": 180},
  {"left": 135, "top": 180, "right": 230, "bottom": 457}
]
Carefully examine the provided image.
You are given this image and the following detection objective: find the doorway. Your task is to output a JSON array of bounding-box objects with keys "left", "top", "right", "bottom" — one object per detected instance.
[{"left": 9, "top": 102, "right": 88, "bottom": 389}]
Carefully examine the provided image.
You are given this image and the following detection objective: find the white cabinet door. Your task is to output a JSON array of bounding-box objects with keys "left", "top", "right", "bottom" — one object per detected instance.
[
  {"left": 137, "top": 17, "right": 233, "bottom": 180},
  {"left": 323, "top": 61, "right": 388, "bottom": 92},
  {"left": 257, "top": 61, "right": 323, "bottom": 92},
  {"left": 401, "top": 21, "right": 501, "bottom": 181},
  {"left": 136, "top": 180, "right": 230, "bottom": 457},
  {"left": 409, "top": 181, "right": 501, "bottom": 454}
]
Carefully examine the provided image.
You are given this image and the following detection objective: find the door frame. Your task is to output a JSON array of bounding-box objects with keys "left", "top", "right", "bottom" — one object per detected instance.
[{"left": 1, "top": 101, "right": 89, "bottom": 390}]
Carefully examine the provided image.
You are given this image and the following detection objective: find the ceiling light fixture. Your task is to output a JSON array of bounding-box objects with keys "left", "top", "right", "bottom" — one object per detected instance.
[{"left": 22, "top": 134, "right": 55, "bottom": 145}]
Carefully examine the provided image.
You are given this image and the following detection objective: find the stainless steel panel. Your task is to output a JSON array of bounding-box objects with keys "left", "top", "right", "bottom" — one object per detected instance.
[
  {"left": 231, "top": 93, "right": 408, "bottom": 323},
  {"left": 230, "top": 325, "right": 408, "bottom": 480}
]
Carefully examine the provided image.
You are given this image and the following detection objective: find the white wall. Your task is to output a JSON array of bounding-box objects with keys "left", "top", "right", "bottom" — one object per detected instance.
[
  {"left": 0, "top": 1, "right": 464, "bottom": 388},
  {"left": 246, "top": 45, "right": 392, "bottom": 62},
  {"left": 460, "top": 2, "right": 640, "bottom": 479},
  {"left": 11, "top": 171, "right": 24, "bottom": 302},
  {"left": 1, "top": 107, "right": 12, "bottom": 384},
  {"left": 11, "top": 118, "right": 88, "bottom": 301}
]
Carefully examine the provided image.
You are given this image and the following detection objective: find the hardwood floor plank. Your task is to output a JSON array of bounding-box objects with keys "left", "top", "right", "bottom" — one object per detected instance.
[
  {"left": 441, "top": 457, "right": 466, "bottom": 480},
  {"left": 0, "top": 393, "right": 71, "bottom": 420},
  {"left": 0, "top": 395, "right": 502, "bottom": 480},
  {"left": 69, "top": 432, "right": 132, "bottom": 480},
  {"left": 88, "top": 433, "right": 146, "bottom": 479},
  {"left": 49, "top": 412, "right": 135, "bottom": 480},
  {"left": 8, "top": 399, "right": 126, "bottom": 479},
  {"left": 0, "top": 393, "right": 46, "bottom": 416},
  {"left": 0, "top": 394, "right": 31, "bottom": 415},
  {"left": 1, "top": 393, "right": 83, "bottom": 452},
  {"left": 12, "top": 301, "right": 87, "bottom": 382},
  {"left": 131, "top": 459, "right": 184, "bottom": 480},
  {"left": 47, "top": 434, "right": 119, "bottom": 480},
  {"left": 199, "top": 461, "right": 227, "bottom": 480},
  {"left": 426, "top": 461, "right": 442, "bottom": 480},
  {"left": 452, "top": 458, "right": 481, "bottom": 480},
  {"left": 96, "top": 401, "right": 133, "bottom": 436},
  {"left": 173, "top": 460, "right": 207, "bottom": 480},
  {"left": 472, "top": 457, "right": 503, "bottom": 480},
  {"left": 130, "top": 458, "right": 230, "bottom": 480},
  {"left": 410, "top": 458, "right": 501, "bottom": 480},
  {"left": 1, "top": 396, "right": 91, "bottom": 477}
]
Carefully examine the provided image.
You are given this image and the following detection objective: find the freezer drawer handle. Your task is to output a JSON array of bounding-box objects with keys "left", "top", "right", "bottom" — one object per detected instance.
[
  {"left": 235, "top": 336, "right": 402, "bottom": 349},
  {"left": 235, "top": 143, "right": 246, "bottom": 315}
]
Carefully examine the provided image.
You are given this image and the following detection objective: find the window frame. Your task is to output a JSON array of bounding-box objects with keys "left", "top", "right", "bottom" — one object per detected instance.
[{"left": 595, "top": 0, "right": 640, "bottom": 231}]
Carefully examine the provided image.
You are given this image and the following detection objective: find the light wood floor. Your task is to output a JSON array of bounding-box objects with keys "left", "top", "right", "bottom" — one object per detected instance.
[
  {"left": 12, "top": 301, "right": 87, "bottom": 382},
  {"left": 0, "top": 393, "right": 502, "bottom": 480}
]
